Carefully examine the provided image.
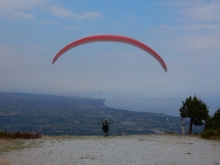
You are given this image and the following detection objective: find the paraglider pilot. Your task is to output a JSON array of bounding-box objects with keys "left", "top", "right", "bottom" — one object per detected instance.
[{"left": 98, "top": 119, "right": 113, "bottom": 137}]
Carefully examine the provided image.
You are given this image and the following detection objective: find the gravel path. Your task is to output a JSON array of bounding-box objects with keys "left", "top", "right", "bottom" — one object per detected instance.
[{"left": 1, "top": 135, "right": 220, "bottom": 165}]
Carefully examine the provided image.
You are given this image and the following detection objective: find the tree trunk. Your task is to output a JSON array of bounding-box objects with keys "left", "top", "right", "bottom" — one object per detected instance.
[{"left": 188, "top": 118, "right": 193, "bottom": 135}]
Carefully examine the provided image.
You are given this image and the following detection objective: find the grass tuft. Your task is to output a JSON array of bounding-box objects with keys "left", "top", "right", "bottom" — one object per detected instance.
[{"left": 0, "top": 131, "right": 42, "bottom": 139}]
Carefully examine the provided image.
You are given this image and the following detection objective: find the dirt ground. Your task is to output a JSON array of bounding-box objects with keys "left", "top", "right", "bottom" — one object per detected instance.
[{"left": 0, "top": 135, "right": 220, "bottom": 165}]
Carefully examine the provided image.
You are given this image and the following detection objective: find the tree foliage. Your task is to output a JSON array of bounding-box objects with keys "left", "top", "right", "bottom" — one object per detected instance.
[
  {"left": 204, "top": 108, "right": 220, "bottom": 131},
  {"left": 179, "top": 96, "right": 209, "bottom": 135}
]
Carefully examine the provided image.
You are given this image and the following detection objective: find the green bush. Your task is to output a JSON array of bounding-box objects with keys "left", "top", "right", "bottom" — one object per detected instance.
[
  {"left": 165, "top": 131, "right": 175, "bottom": 134},
  {"left": 204, "top": 108, "right": 220, "bottom": 131},
  {"left": 194, "top": 132, "right": 198, "bottom": 135},
  {"left": 201, "top": 129, "right": 220, "bottom": 139}
]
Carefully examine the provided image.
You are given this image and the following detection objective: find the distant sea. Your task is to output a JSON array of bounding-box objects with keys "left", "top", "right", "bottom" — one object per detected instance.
[{"left": 105, "top": 98, "right": 219, "bottom": 117}]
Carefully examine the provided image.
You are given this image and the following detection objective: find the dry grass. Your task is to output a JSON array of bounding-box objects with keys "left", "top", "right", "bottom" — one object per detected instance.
[
  {"left": 0, "top": 138, "right": 44, "bottom": 165},
  {"left": 0, "top": 131, "right": 42, "bottom": 139},
  {"left": 0, "top": 139, "right": 25, "bottom": 153},
  {"left": 0, "top": 135, "right": 102, "bottom": 152},
  {"left": 43, "top": 135, "right": 114, "bottom": 140},
  {"left": 0, "top": 138, "right": 43, "bottom": 154}
]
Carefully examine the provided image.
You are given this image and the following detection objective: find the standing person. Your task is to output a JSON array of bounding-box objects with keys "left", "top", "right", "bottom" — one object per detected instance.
[
  {"left": 98, "top": 119, "right": 113, "bottom": 137},
  {"left": 166, "top": 117, "right": 169, "bottom": 125},
  {"left": 181, "top": 119, "right": 185, "bottom": 135}
]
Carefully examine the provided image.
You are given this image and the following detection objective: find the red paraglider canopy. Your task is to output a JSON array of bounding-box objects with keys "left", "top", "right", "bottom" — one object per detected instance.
[{"left": 52, "top": 35, "right": 167, "bottom": 72}]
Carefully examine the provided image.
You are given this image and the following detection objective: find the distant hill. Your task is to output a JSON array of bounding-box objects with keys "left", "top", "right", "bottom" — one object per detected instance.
[{"left": 0, "top": 92, "right": 203, "bottom": 135}]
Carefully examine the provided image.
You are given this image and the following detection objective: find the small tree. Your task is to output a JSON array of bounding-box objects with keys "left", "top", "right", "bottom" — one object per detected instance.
[
  {"left": 179, "top": 96, "right": 209, "bottom": 135},
  {"left": 204, "top": 108, "right": 220, "bottom": 130}
]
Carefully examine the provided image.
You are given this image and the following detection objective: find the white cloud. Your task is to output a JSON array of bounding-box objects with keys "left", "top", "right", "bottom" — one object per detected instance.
[
  {"left": 155, "top": 1, "right": 220, "bottom": 51},
  {"left": 50, "top": 6, "right": 102, "bottom": 20},
  {"left": 0, "top": 44, "right": 45, "bottom": 54},
  {"left": 181, "top": 35, "right": 220, "bottom": 49},
  {"left": 34, "top": 20, "right": 58, "bottom": 24},
  {"left": 78, "top": 12, "right": 102, "bottom": 20},
  {"left": 22, "top": 45, "right": 46, "bottom": 51},
  {"left": 0, "top": 0, "right": 48, "bottom": 19},
  {"left": 157, "top": 25, "right": 220, "bottom": 51},
  {"left": 180, "top": 24, "right": 220, "bottom": 31},
  {"left": 182, "top": 1, "right": 220, "bottom": 23},
  {"left": 159, "top": 23, "right": 220, "bottom": 35},
  {"left": 166, "top": 0, "right": 220, "bottom": 23},
  {"left": 50, "top": 6, "right": 74, "bottom": 17}
]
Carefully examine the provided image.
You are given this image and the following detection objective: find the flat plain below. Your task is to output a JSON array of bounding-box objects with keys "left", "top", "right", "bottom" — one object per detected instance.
[{"left": 0, "top": 135, "right": 219, "bottom": 165}]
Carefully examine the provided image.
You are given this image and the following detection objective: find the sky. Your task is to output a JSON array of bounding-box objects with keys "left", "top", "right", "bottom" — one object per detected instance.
[{"left": 0, "top": 0, "right": 220, "bottom": 116}]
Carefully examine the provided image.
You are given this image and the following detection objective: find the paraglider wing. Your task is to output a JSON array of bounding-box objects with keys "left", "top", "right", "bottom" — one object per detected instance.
[{"left": 52, "top": 35, "right": 167, "bottom": 72}]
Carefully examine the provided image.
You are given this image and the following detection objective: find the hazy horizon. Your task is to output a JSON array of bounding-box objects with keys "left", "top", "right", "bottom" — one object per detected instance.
[
  {"left": 1, "top": 1, "right": 220, "bottom": 116},
  {"left": 1, "top": 90, "right": 218, "bottom": 117}
]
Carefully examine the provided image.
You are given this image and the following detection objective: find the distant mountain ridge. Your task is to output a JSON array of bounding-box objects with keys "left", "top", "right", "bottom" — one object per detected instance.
[{"left": 0, "top": 92, "right": 203, "bottom": 135}]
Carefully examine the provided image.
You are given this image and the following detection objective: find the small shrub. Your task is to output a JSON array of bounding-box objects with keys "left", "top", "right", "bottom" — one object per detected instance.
[
  {"left": 201, "top": 130, "right": 220, "bottom": 139},
  {"left": 0, "top": 131, "right": 42, "bottom": 139},
  {"left": 11, "top": 131, "right": 22, "bottom": 139},
  {"left": 166, "top": 131, "right": 175, "bottom": 134},
  {"left": 33, "top": 132, "right": 42, "bottom": 139},
  {"left": 0, "top": 131, "right": 11, "bottom": 138},
  {"left": 22, "top": 132, "right": 33, "bottom": 139},
  {"left": 217, "top": 128, "right": 220, "bottom": 134}
]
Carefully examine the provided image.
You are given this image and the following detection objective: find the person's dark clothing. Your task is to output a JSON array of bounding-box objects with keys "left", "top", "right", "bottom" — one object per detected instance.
[
  {"left": 98, "top": 119, "right": 113, "bottom": 137},
  {"left": 102, "top": 125, "right": 109, "bottom": 133}
]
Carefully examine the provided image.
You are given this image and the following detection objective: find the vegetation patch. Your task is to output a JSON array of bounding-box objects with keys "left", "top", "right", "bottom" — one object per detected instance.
[
  {"left": 201, "top": 108, "right": 220, "bottom": 140},
  {"left": 0, "top": 139, "right": 27, "bottom": 153},
  {"left": 0, "top": 131, "right": 42, "bottom": 139},
  {"left": 201, "top": 129, "right": 220, "bottom": 140}
]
